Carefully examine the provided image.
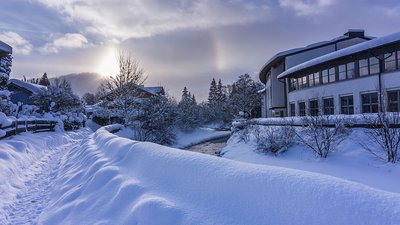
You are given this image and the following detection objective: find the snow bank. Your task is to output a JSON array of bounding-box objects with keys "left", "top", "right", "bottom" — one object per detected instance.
[{"left": 39, "top": 126, "right": 400, "bottom": 224}]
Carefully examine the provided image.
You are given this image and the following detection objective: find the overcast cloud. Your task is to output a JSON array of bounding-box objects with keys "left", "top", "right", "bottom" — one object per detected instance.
[{"left": 1, "top": 0, "right": 400, "bottom": 100}]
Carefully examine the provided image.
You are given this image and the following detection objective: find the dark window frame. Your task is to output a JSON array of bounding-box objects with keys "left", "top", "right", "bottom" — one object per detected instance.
[
  {"left": 340, "top": 95, "right": 354, "bottom": 115},
  {"left": 323, "top": 98, "right": 334, "bottom": 115},
  {"left": 361, "top": 92, "right": 379, "bottom": 113}
]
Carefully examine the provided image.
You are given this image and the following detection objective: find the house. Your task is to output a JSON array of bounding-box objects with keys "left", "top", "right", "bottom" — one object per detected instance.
[
  {"left": 259, "top": 29, "right": 373, "bottom": 117},
  {"left": 101, "top": 83, "right": 165, "bottom": 103},
  {"left": 278, "top": 32, "right": 400, "bottom": 116},
  {"left": 7, "top": 79, "right": 47, "bottom": 105}
]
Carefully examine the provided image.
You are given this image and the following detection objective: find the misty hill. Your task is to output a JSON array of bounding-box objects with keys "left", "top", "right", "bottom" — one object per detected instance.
[{"left": 50, "top": 73, "right": 104, "bottom": 96}]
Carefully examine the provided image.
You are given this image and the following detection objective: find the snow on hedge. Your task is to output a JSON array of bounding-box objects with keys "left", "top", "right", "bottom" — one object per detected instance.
[{"left": 35, "top": 125, "right": 400, "bottom": 224}]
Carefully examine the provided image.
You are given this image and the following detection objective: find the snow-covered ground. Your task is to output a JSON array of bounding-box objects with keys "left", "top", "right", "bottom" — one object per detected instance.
[
  {"left": 221, "top": 128, "right": 400, "bottom": 193},
  {"left": 1, "top": 126, "right": 400, "bottom": 224}
]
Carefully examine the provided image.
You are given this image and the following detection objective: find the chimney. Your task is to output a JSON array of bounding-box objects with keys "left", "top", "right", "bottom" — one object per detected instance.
[{"left": 344, "top": 29, "right": 365, "bottom": 38}]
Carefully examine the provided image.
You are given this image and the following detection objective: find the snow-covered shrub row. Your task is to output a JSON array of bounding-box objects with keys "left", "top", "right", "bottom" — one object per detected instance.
[
  {"left": 252, "top": 125, "right": 295, "bottom": 155},
  {"left": 37, "top": 126, "right": 400, "bottom": 224}
]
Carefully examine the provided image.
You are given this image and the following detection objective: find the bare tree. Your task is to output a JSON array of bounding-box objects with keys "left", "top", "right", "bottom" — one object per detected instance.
[
  {"left": 99, "top": 51, "right": 147, "bottom": 126},
  {"left": 362, "top": 112, "right": 400, "bottom": 163},
  {"left": 296, "top": 115, "right": 349, "bottom": 158},
  {"left": 254, "top": 124, "right": 295, "bottom": 155}
]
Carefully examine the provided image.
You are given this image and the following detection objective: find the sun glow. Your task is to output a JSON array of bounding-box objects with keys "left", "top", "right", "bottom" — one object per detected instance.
[{"left": 95, "top": 47, "right": 119, "bottom": 77}]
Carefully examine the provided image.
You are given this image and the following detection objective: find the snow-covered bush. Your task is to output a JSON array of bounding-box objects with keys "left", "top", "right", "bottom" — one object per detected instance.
[
  {"left": 30, "top": 78, "right": 85, "bottom": 130},
  {"left": 0, "top": 53, "right": 12, "bottom": 87},
  {"left": 361, "top": 112, "right": 400, "bottom": 163},
  {"left": 296, "top": 115, "right": 349, "bottom": 158},
  {"left": 135, "top": 96, "right": 178, "bottom": 144},
  {"left": 0, "top": 90, "right": 16, "bottom": 116},
  {"left": 253, "top": 125, "right": 295, "bottom": 155}
]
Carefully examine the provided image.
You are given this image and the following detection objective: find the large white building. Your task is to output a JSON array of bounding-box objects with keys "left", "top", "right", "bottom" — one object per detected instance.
[{"left": 259, "top": 30, "right": 400, "bottom": 117}]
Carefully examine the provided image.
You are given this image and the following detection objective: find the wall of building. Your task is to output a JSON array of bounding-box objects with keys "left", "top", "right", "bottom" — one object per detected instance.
[
  {"left": 285, "top": 45, "right": 335, "bottom": 70},
  {"left": 336, "top": 37, "right": 368, "bottom": 50},
  {"left": 287, "top": 71, "right": 400, "bottom": 115}
]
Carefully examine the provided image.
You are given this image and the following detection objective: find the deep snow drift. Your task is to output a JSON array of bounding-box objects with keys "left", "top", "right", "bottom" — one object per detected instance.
[{"left": 1, "top": 126, "right": 400, "bottom": 224}]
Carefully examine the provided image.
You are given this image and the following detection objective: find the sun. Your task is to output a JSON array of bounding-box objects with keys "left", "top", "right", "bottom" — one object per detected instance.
[{"left": 95, "top": 47, "right": 119, "bottom": 77}]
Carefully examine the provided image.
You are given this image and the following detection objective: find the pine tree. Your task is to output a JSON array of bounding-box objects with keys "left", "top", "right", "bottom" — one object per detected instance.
[
  {"left": 229, "top": 73, "right": 262, "bottom": 118},
  {"left": 39, "top": 72, "right": 50, "bottom": 86},
  {"left": 178, "top": 87, "right": 199, "bottom": 131},
  {"left": 208, "top": 78, "right": 217, "bottom": 104}
]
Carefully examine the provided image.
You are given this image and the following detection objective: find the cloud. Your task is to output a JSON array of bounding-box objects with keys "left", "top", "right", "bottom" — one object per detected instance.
[
  {"left": 35, "top": 0, "right": 271, "bottom": 40},
  {"left": 279, "top": 0, "right": 334, "bottom": 16},
  {"left": 0, "top": 31, "right": 33, "bottom": 55},
  {"left": 40, "top": 33, "right": 88, "bottom": 53}
]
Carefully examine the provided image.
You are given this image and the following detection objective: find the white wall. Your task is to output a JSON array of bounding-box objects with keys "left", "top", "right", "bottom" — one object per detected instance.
[{"left": 287, "top": 71, "right": 400, "bottom": 115}]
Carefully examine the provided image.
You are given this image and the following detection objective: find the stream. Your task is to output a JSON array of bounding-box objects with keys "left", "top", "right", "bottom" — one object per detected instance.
[{"left": 185, "top": 136, "right": 230, "bottom": 156}]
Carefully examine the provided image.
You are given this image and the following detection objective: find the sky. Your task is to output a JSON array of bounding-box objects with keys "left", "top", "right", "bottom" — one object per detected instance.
[{"left": 1, "top": 0, "right": 400, "bottom": 101}]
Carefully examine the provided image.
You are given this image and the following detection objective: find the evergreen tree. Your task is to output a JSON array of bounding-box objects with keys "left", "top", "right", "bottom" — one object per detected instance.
[
  {"left": 177, "top": 87, "right": 199, "bottom": 131},
  {"left": 39, "top": 72, "right": 50, "bottom": 86},
  {"left": 208, "top": 78, "right": 217, "bottom": 104},
  {"left": 229, "top": 73, "right": 262, "bottom": 118},
  {"left": 0, "top": 52, "right": 12, "bottom": 88}
]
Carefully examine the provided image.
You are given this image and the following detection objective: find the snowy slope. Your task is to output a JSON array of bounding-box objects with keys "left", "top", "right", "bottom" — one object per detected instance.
[
  {"left": 33, "top": 126, "right": 400, "bottom": 224},
  {"left": 1, "top": 126, "right": 400, "bottom": 224}
]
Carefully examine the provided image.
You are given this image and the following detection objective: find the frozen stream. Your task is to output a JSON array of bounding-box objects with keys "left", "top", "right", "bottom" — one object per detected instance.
[{"left": 185, "top": 136, "right": 230, "bottom": 156}]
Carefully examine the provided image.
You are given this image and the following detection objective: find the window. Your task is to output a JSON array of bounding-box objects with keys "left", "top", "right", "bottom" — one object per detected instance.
[
  {"left": 385, "top": 52, "right": 396, "bottom": 72},
  {"left": 397, "top": 51, "right": 400, "bottom": 69},
  {"left": 338, "top": 64, "right": 346, "bottom": 80},
  {"left": 290, "top": 102, "right": 296, "bottom": 116},
  {"left": 314, "top": 72, "right": 320, "bottom": 86},
  {"left": 302, "top": 76, "right": 307, "bottom": 88},
  {"left": 322, "top": 69, "right": 329, "bottom": 84},
  {"left": 361, "top": 93, "right": 379, "bottom": 113},
  {"left": 347, "top": 62, "right": 355, "bottom": 79},
  {"left": 359, "top": 58, "right": 369, "bottom": 76},
  {"left": 309, "top": 99, "right": 319, "bottom": 116},
  {"left": 340, "top": 96, "right": 354, "bottom": 115},
  {"left": 323, "top": 98, "right": 334, "bottom": 115},
  {"left": 299, "top": 102, "right": 306, "bottom": 116},
  {"left": 328, "top": 67, "right": 336, "bottom": 83},
  {"left": 297, "top": 77, "right": 303, "bottom": 89},
  {"left": 289, "top": 78, "right": 297, "bottom": 91},
  {"left": 308, "top": 74, "right": 314, "bottom": 87},
  {"left": 369, "top": 57, "right": 380, "bottom": 75},
  {"left": 388, "top": 90, "right": 400, "bottom": 112}
]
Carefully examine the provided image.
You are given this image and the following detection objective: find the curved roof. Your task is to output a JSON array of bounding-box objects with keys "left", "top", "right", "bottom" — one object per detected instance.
[
  {"left": 0, "top": 40, "right": 12, "bottom": 53},
  {"left": 277, "top": 31, "right": 400, "bottom": 79},
  {"left": 259, "top": 31, "right": 373, "bottom": 83}
]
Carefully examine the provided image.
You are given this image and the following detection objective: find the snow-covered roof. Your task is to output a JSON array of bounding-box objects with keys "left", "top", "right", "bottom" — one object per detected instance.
[
  {"left": 8, "top": 79, "right": 47, "bottom": 94},
  {"left": 259, "top": 30, "right": 373, "bottom": 83},
  {"left": 0, "top": 40, "right": 12, "bottom": 53},
  {"left": 144, "top": 86, "right": 165, "bottom": 95},
  {"left": 277, "top": 31, "right": 400, "bottom": 79}
]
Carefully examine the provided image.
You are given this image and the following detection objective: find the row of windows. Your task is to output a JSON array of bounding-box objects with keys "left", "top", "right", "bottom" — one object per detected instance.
[
  {"left": 289, "top": 90, "right": 400, "bottom": 116},
  {"left": 288, "top": 50, "right": 400, "bottom": 92}
]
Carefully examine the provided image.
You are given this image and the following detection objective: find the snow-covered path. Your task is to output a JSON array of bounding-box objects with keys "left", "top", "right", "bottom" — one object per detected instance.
[
  {"left": 0, "top": 129, "right": 91, "bottom": 224},
  {"left": 6, "top": 141, "right": 81, "bottom": 225}
]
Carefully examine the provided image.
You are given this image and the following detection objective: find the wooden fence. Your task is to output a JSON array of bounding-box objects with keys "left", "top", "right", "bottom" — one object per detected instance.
[{"left": 0, "top": 120, "right": 57, "bottom": 139}]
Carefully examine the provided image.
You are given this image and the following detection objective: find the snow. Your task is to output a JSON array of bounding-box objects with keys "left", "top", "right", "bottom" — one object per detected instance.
[
  {"left": 8, "top": 79, "right": 47, "bottom": 94},
  {"left": 0, "top": 112, "right": 13, "bottom": 128},
  {"left": 170, "top": 127, "right": 230, "bottom": 148},
  {"left": 278, "top": 31, "right": 400, "bottom": 79},
  {"left": 144, "top": 86, "right": 164, "bottom": 95},
  {"left": 222, "top": 126, "right": 400, "bottom": 193},
  {"left": 1, "top": 125, "right": 400, "bottom": 224}
]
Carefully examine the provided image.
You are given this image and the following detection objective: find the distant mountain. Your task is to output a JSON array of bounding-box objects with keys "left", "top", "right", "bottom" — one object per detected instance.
[{"left": 50, "top": 73, "right": 104, "bottom": 96}]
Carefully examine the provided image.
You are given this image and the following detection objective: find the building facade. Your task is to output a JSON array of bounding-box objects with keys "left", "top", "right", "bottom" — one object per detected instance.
[{"left": 258, "top": 30, "right": 400, "bottom": 117}]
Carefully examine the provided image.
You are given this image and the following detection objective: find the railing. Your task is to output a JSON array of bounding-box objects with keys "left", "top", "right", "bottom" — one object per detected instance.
[{"left": 0, "top": 120, "right": 57, "bottom": 139}]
